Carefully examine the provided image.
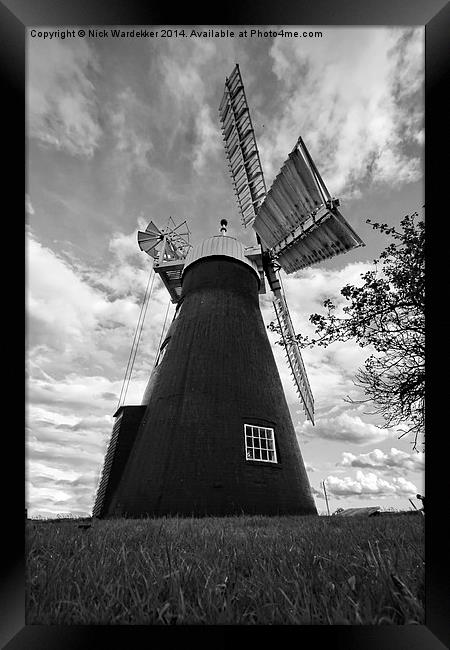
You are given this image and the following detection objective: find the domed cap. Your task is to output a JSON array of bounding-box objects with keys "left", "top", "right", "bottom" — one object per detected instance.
[{"left": 182, "top": 235, "right": 260, "bottom": 281}]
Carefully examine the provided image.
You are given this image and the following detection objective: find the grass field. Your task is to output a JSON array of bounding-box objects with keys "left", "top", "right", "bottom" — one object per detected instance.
[{"left": 26, "top": 513, "right": 424, "bottom": 625}]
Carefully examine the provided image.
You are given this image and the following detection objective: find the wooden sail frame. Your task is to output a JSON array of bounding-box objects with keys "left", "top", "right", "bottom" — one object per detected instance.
[
  {"left": 219, "top": 64, "right": 366, "bottom": 424},
  {"left": 253, "top": 139, "right": 365, "bottom": 273},
  {"left": 219, "top": 64, "right": 267, "bottom": 228}
]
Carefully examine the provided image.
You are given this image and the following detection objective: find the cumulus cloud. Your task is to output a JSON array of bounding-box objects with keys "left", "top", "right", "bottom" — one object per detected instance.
[
  {"left": 26, "top": 226, "right": 172, "bottom": 516},
  {"left": 26, "top": 407, "right": 114, "bottom": 517},
  {"left": 26, "top": 228, "right": 169, "bottom": 374},
  {"left": 339, "top": 447, "right": 424, "bottom": 473},
  {"left": 299, "top": 412, "right": 396, "bottom": 446},
  {"left": 79, "top": 221, "right": 155, "bottom": 300},
  {"left": 260, "top": 261, "right": 378, "bottom": 422},
  {"left": 27, "top": 234, "right": 108, "bottom": 343},
  {"left": 281, "top": 263, "right": 376, "bottom": 331},
  {"left": 325, "top": 470, "right": 418, "bottom": 499},
  {"left": 27, "top": 38, "right": 102, "bottom": 157},
  {"left": 262, "top": 28, "right": 423, "bottom": 197}
]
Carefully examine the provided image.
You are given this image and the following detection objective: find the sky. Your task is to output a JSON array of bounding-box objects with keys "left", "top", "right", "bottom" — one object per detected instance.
[{"left": 26, "top": 25, "right": 424, "bottom": 518}]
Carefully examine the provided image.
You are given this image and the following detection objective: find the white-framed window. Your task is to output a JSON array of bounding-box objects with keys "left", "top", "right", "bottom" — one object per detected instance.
[{"left": 244, "top": 424, "right": 278, "bottom": 463}]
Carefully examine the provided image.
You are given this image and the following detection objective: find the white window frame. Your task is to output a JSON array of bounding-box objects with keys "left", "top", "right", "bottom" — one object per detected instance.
[{"left": 244, "top": 424, "right": 278, "bottom": 463}]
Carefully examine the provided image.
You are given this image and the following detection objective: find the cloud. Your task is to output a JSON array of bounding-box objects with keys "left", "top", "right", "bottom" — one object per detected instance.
[
  {"left": 27, "top": 38, "right": 102, "bottom": 157},
  {"left": 26, "top": 222, "right": 173, "bottom": 386},
  {"left": 325, "top": 470, "right": 418, "bottom": 499},
  {"left": 281, "top": 262, "right": 376, "bottom": 328},
  {"left": 26, "top": 227, "right": 170, "bottom": 376},
  {"left": 26, "top": 194, "right": 35, "bottom": 215},
  {"left": 26, "top": 408, "right": 113, "bottom": 517},
  {"left": 339, "top": 447, "right": 424, "bottom": 473},
  {"left": 263, "top": 28, "right": 423, "bottom": 197},
  {"left": 106, "top": 89, "right": 154, "bottom": 194},
  {"left": 157, "top": 38, "right": 234, "bottom": 173},
  {"left": 311, "top": 485, "right": 324, "bottom": 499},
  {"left": 79, "top": 221, "right": 157, "bottom": 300},
  {"left": 260, "top": 261, "right": 378, "bottom": 421},
  {"left": 27, "top": 234, "right": 108, "bottom": 342},
  {"left": 26, "top": 226, "right": 173, "bottom": 516},
  {"left": 110, "top": 90, "right": 153, "bottom": 167},
  {"left": 299, "top": 412, "right": 396, "bottom": 446}
]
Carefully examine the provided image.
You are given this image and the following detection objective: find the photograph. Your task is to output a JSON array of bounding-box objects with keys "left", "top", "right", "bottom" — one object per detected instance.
[{"left": 23, "top": 21, "right": 427, "bottom": 628}]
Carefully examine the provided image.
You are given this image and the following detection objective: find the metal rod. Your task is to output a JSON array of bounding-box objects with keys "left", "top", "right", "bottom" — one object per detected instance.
[{"left": 154, "top": 299, "right": 172, "bottom": 368}]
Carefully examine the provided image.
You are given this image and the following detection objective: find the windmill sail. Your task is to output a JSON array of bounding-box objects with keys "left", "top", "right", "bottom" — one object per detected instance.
[
  {"left": 273, "top": 293, "right": 314, "bottom": 423},
  {"left": 253, "top": 139, "right": 365, "bottom": 273},
  {"left": 219, "top": 64, "right": 267, "bottom": 228},
  {"left": 220, "top": 65, "right": 318, "bottom": 423}
]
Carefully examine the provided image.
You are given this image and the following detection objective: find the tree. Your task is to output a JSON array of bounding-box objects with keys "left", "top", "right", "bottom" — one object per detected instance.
[{"left": 270, "top": 212, "right": 425, "bottom": 450}]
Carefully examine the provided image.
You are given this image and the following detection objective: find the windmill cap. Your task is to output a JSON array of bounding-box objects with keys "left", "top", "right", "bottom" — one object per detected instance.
[{"left": 182, "top": 235, "right": 260, "bottom": 282}]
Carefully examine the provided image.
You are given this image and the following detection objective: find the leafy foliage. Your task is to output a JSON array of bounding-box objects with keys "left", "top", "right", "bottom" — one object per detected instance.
[{"left": 270, "top": 212, "right": 425, "bottom": 450}]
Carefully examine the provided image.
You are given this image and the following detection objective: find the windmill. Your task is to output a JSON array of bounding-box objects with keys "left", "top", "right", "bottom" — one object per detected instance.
[{"left": 92, "top": 64, "right": 364, "bottom": 519}]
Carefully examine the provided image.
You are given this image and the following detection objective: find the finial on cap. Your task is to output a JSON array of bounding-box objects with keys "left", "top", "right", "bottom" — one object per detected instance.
[{"left": 220, "top": 219, "right": 228, "bottom": 235}]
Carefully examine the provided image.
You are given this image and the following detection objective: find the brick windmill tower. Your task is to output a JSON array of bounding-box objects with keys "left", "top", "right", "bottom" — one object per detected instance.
[{"left": 93, "top": 65, "right": 364, "bottom": 518}]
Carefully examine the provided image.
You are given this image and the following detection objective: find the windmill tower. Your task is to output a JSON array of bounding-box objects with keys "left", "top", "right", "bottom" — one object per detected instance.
[{"left": 93, "top": 64, "right": 364, "bottom": 518}]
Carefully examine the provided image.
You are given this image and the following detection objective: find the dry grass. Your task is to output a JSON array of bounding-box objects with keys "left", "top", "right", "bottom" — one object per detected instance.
[{"left": 26, "top": 514, "right": 424, "bottom": 625}]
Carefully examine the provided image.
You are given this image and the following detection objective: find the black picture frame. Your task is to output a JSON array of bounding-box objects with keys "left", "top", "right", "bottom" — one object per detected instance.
[{"left": 3, "top": 0, "right": 448, "bottom": 647}]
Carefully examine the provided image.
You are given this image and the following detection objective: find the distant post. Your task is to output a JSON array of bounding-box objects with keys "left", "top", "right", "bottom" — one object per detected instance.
[{"left": 322, "top": 480, "right": 330, "bottom": 516}]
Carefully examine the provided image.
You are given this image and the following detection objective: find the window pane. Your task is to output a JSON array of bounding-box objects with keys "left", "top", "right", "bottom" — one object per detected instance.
[{"left": 244, "top": 424, "right": 277, "bottom": 463}]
